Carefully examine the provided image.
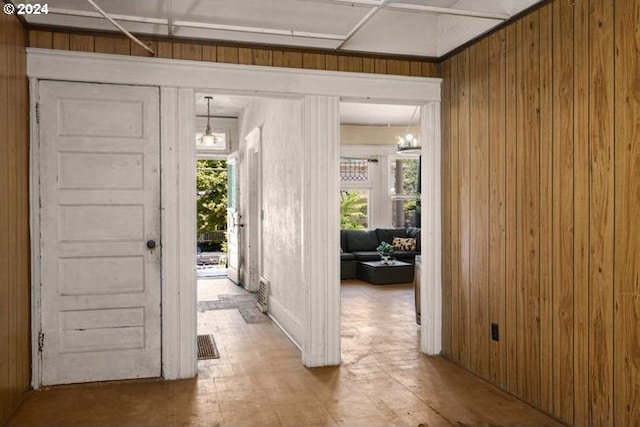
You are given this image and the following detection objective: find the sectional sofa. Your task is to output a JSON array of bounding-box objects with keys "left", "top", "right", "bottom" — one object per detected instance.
[{"left": 340, "top": 227, "right": 421, "bottom": 280}]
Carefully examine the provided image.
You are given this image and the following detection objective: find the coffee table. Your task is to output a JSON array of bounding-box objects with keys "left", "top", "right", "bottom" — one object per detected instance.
[{"left": 357, "top": 260, "right": 414, "bottom": 285}]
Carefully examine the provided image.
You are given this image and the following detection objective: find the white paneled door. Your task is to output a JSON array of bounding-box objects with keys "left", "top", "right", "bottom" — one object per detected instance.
[
  {"left": 38, "top": 81, "right": 161, "bottom": 385},
  {"left": 226, "top": 154, "right": 240, "bottom": 285}
]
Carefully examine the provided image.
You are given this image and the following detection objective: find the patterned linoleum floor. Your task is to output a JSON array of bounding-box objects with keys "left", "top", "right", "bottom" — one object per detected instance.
[{"left": 9, "top": 279, "right": 563, "bottom": 427}]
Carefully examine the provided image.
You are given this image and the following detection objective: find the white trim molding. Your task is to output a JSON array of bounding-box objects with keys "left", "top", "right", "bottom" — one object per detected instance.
[
  {"left": 302, "top": 95, "right": 341, "bottom": 367},
  {"left": 420, "top": 102, "right": 443, "bottom": 355},
  {"left": 26, "top": 48, "right": 441, "bottom": 103},
  {"left": 29, "top": 77, "right": 41, "bottom": 388},
  {"left": 160, "top": 87, "right": 197, "bottom": 379}
]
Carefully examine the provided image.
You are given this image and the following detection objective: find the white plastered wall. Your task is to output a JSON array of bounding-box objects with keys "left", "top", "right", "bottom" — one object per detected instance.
[{"left": 239, "top": 97, "right": 305, "bottom": 346}]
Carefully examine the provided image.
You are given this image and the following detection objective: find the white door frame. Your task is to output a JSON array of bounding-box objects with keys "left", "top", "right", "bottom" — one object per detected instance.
[
  {"left": 244, "top": 127, "right": 262, "bottom": 292},
  {"left": 27, "top": 49, "right": 441, "bottom": 382}
]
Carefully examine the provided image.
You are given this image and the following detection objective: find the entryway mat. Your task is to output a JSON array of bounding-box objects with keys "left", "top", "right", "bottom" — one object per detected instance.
[{"left": 197, "top": 334, "right": 220, "bottom": 360}]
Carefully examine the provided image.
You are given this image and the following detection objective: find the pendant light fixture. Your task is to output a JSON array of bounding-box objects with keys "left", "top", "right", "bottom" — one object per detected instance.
[
  {"left": 397, "top": 105, "right": 421, "bottom": 154},
  {"left": 201, "top": 96, "right": 216, "bottom": 146}
]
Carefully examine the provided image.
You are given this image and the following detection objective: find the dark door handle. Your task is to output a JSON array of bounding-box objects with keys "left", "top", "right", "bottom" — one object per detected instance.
[{"left": 146, "top": 240, "right": 156, "bottom": 249}]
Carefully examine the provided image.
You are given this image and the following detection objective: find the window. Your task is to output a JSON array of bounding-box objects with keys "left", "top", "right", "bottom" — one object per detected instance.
[
  {"left": 340, "top": 158, "right": 369, "bottom": 183},
  {"left": 340, "top": 158, "right": 371, "bottom": 229},
  {"left": 340, "top": 189, "right": 369, "bottom": 230},
  {"left": 389, "top": 156, "right": 419, "bottom": 227}
]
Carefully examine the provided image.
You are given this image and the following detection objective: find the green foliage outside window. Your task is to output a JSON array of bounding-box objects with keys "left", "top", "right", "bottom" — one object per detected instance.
[
  {"left": 197, "top": 159, "right": 228, "bottom": 248},
  {"left": 340, "top": 190, "right": 368, "bottom": 230}
]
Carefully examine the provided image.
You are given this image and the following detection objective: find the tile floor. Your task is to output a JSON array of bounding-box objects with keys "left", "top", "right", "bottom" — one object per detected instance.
[{"left": 9, "top": 279, "right": 564, "bottom": 427}]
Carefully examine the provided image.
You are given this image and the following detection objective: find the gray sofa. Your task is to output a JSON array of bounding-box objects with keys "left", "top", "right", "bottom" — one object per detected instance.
[{"left": 340, "top": 227, "right": 421, "bottom": 280}]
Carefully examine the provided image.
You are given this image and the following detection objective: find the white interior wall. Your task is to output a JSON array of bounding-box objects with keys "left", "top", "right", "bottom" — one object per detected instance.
[{"left": 239, "top": 97, "right": 305, "bottom": 346}]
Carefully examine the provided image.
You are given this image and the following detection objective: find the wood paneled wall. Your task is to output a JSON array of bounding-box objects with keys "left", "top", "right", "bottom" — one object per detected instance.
[
  {"left": 28, "top": 29, "right": 439, "bottom": 78},
  {"left": 440, "top": 0, "right": 639, "bottom": 425},
  {"left": 0, "top": 11, "right": 31, "bottom": 426}
]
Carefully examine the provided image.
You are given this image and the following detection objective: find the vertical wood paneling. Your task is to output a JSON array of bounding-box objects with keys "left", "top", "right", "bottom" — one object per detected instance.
[
  {"left": 614, "top": 1, "right": 640, "bottom": 425},
  {"left": 374, "top": 58, "right": 387, "bottom": 74},
  {"left": 440, "top": 59, "right": 452, "bottom": 358},
  {"left": 488, "top": 30, "right": 507, "bottom": 388},
  {"left": 386, "top": 59, "right": 411, "bottom": 76},
  {"left": 325, "top": 54, "right": 339, "bottom": 71},
  {"left": 421, "top": 62, "right": 437, "bottom": 77},
  {"left": 613, "top": 2, "right": 640, "bottom": 425},
  {"left": 449, "top": 54, "right": 461, "bottom": 362},
  {"left": 551, "top": 0, "right": 575, "bottom": 423},
  {"left": 588, "top": 1, "right": 615, "bottom": 425},
  {"left": 202, "top": 45, "right": 217, "bottom": 62},
  {"left": 441, "top": 0, "right": 637, "bottom": 424},
  {"left": 29, "top": 30, "right": 52, "bottom": 49},
  {"left": 504, "top": 22, "right": 519, "bottom": 396},
  {"left": 52, "top": 32, "right": 69, "bottom": 50},
  {"left": 17, "top": 23, "right": 29, "bottom": 398},
  {"left": 7, "top": 17, "right": 19, "bottom": 414},
  {"left": 409, "top": 61, "right": 422, "bottom": 77},
  {"left": 338, "top": 55, "right": 362, "bottom": 73},
  {"left": 238, "top": 47, "right": 252, "bottom": 65},
  {"left": 130, "top": 38, "right": 156, "bottom": 57},
  {"left": 303, "top": 53, "right": 322, "bottom": 69},
  {"left": 468, "top": 38, "right": 490, "bottom": 378},
  {"left": 217, "top": 46, "right": 239, "bottom": 64},
  {"left": 362, "top": 57, "right": 375, "bottom": 73},
  {"left": 538, "top": 4, "right": 553, "bottom": 414},
  {"left": 572, "top": 0, "right": 590, "bottom": 424},
  {"left": 273, "top": 51, "right": 303, "bottom": 68},
  {"left": 156, "top": 41, "right": 172, "bottom": 58},
  {"left": 0, "top": 11, "right": 30, "bottom": 426},
  {"left": 172, "top": 42, "right": 203, "bottom": 61},
  {"left": 0, "top": 11, "right": 10, "bottom": 422},
  {"left": 516, "top": 12, "right": 541, "bottom": 406},
  {"left": 253, "top": 49, "right": 273, "bottom": 66},
  {"left": 69, "top": 34, "right": 94, "bottom": 52},
  {"left": 94, "top": 35, "right": 130, "bottom": 55},
  {"left": 457, "top": 49, "right": 471, "bottom": 368}
]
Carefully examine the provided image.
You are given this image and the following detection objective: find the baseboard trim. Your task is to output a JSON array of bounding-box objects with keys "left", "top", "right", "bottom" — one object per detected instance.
[{"left": 267, "top": 295, "right": 302, "bottom": 351}]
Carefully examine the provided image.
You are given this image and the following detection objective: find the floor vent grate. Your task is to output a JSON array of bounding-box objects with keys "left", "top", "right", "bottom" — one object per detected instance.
[
  {"left": 197, "top": 334, "right": 220, "bottom": 360},
  {"left": 257, "top": 278, "right": 269, "bottom": 313}
]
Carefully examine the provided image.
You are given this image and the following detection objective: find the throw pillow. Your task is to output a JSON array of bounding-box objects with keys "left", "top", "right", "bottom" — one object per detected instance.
[{"left": 392, "top": 237, "right": 416, "bottom": 251}]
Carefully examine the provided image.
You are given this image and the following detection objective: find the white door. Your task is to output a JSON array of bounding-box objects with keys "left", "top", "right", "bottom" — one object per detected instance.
[
  {"left": 38, "top": 81, "right": 161, "bottom": 385},
  {"left": 245, "top": 127, "right": 262, "bottom": 292},
  {"left": 226, "top": 154, "right": 241, "bottom": 284}
]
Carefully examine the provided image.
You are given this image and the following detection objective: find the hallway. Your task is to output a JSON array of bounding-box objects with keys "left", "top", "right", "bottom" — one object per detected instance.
[{"left": 9, "top": 279, "right": 563, "bottom": 426}]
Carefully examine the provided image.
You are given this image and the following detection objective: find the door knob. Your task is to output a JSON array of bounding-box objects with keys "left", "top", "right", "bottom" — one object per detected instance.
[{"left": 146, "top": 240, "right": 156, "bottom": 249}]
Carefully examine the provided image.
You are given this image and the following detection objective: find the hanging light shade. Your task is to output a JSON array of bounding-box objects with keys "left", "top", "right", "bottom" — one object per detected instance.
[
  {"left": 397, "top": 106, "right": 421, "bottom": 154},
  {"left": 201, "top": 96, "right": 216, "bottom": 146}
]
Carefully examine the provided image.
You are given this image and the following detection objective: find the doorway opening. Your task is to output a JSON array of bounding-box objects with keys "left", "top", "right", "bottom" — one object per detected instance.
[
  {"left": 196, "top": 158, "right": 229, "bottom": 280},
  {"left": 338, "top": 101, "right": 423, "bottom": 363}
]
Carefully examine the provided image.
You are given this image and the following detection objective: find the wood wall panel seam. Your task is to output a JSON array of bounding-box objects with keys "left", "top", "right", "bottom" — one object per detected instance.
[
  {"left": 538, "top": 4, "right": 554, "bottom": 415},
  {"left": 613, "top": 1, "right": 640, "bottom": 425},
  {"left": 0, "top": 11, "right": 30, "bottom": 426},
  {"left": 587, "top": 1, "right": 615, "bottom": 425},
  {"left": 27, "top": 29, "right": 440, "bottom": 77}
]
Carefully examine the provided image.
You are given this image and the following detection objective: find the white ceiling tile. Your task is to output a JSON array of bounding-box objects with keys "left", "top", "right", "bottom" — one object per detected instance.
[
  {"left": 343, "top": 9, "right": 440, "bottom": 57},
  {"left": 23, "top": 0, "right": 545, "bottom": 58}
]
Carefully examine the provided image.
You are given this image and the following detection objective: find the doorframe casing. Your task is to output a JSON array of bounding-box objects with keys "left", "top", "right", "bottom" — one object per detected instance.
[
  {"left": 27, "top": 48, "right": 442, "bottom": 380},
  {"left": 244, "top": 127, "right": 262, "bottom": 292}
]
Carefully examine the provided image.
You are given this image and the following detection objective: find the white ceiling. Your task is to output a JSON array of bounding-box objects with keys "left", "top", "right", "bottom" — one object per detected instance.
[{"left": 24, "top": 0, "right": 544, "bottom": 57}]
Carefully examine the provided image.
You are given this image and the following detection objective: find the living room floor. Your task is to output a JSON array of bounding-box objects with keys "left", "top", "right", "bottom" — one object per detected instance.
[{"left": 9, "top": 279, "right": 563, "bottom": 427}]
